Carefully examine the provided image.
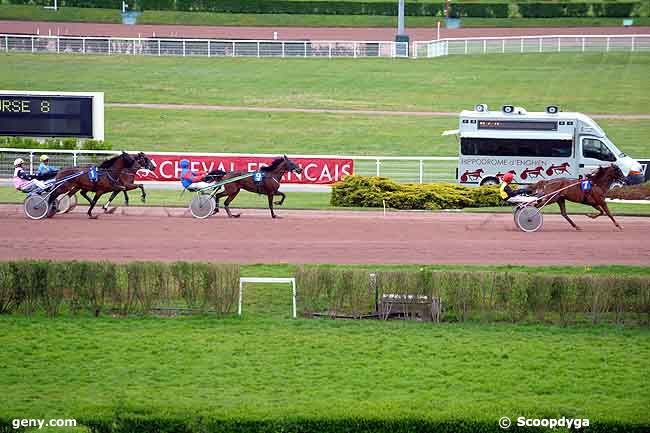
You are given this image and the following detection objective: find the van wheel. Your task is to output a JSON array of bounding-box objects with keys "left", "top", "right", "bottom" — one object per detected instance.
[{"left": 480, "top": 177, "right": 499, "bottom": 186}]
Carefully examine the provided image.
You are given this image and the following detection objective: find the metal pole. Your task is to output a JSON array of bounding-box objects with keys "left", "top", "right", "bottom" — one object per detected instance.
[
  {"left": 376, "top": 160, "right": 381, "bottom": 176},
  {"left": 238, "top": 280, "right": 243, "bottom": 316},
  {"left": 502, "top": 39, "right": 505, "bottom": 53},
  {"left": 520, "top": 38, "right": 523, "bottom": 53},
  {"left": 5, "top": 35, "right": 8, "bottom": 52},
  {"left": 464, "top": 39, "right": 468, "bottom": 54},
  {"left": 158, "top": 39, "right": 161, "bottom": 56},
  {"left": 73, "top": 152, "right": 77, "bottom": 167},
  {"left": 232, "top": 41, "right": 235, "bottom": 57},
  {"left": 183, "top": 40, "right": 186, "bottom": 57},
  {"left": 108, "top": 39, "right": 111, "bottom": 55},
  {"left": 354, "top": 42, "right": 357, "bottom": 58},
  {"left": 282, "top": 41, "right": 285, "bottom": 58},
  {"left": 29, "top": 152, "right": 34, "bottom": 174},
  {"left": 292, "top": 279, "right": 297, "bottom": 319},
  {"left": 303, "top": 41, "right": 307, "bottom": 57},
  {"left": 82, "top": 38, "right": 85, "bottom": 54},
  {"left": 397, "top": 0, "right": 405, "bottom": 35},
  {"left": 631, "top": 37, "right": 635, "bottom": 52},
  {"left": 329, "top": 43, "right": 332, "bottom": 58},
  {"left": 582, "top": 37, "right": 585, "bottom": 52},
  {"left": 207, "top": 40, "right": 210, "bottom": 57},
  {"left": 558, "top": 37, "right": 561, "bottom": 52},
  {"left": 419, "top": 160, "right": 424, "bottom": 184},
  {"left": 483, "top": 39, "right": 486, "bottom": 54},
  {"left": 56, "top": 37, "right": 59, "bottom": 54},
  {"left": 606, "top": 37, "right": 610, "bottom": 52},
  {"left": 31, "top": 37, "right": 34, "bottom": 53},
  {"left": 539, "top": 38, "right": 542, "bottom": 53},
  {"left": 257, "top": 41, "right": 260, "bottom": 57}
]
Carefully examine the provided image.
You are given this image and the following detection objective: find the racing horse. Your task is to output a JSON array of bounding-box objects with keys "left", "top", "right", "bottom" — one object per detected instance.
[
  {"left": 50, "top": 152, "right": 155, "bottom": 219},
  {"left": 101, "top": 154, "right": 157, "bottom": 212},
  {"left": 214, "top": 155, "right": 302, "bottom": 218},
  {"left": 529, "top": 165, "right": 625, "bottom": 231}
]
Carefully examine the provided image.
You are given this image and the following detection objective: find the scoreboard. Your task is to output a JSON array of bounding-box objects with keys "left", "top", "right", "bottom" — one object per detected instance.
[{"left": 0, "top": 91, "right": 104, "bottom": 140}]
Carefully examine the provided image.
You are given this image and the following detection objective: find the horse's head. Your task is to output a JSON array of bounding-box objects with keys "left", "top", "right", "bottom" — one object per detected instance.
[
  {"left": 283, "top": 155, "right": 302, "bottom": 174},
  {"left": 133, "top": 152, "right": 156, "bottom": 171},
  {"left": 589, "top": 165, "right": 625, "bottom": 188}
]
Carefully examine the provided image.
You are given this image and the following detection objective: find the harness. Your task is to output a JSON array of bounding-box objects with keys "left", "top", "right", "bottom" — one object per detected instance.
[{"left": 253, "top": 170, "right": 265, "bottom": 193}]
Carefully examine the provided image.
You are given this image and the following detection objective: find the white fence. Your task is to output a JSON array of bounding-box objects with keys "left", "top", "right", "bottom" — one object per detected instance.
[
  {"left": 413, "top": 34, "right": 650, "bottom": 58},
  {"left": 0, "top": 148, "right": 459, "bottom": 184},
  {"left": 1, "top": 34, "right": 409, "bottom": 58}
]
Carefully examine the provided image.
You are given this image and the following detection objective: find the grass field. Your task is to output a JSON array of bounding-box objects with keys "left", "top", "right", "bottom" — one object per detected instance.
[
  {"left": 103, "top": 108, "right": 650, "bottom": 157},
  {"left": 2, "top": 186, "right": 649, "bottom": 215},
  {"left": 3, "top": 53, "right": 650, "bottom": 114},
  {"left": 1, "top": 271, "right": 649, "bottom": 431},
  {"left": 2, "top": 5, "right": 649, "bottom": 28}
]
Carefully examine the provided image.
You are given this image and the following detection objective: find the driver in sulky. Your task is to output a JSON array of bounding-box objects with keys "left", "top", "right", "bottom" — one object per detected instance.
[
  {"left": 500, "top": 172, "right": 536, "bottom": 204},
  {"left": 179, "top": 159, "right": 225, "bottom": 190}
]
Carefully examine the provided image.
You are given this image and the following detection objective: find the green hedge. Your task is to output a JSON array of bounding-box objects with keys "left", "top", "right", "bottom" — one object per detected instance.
[
  {"left": 331, "top": 176, "right": 501, "bottom": 210},
  {"left": 297, "top": 267, "right": 650, "bottom": 325},
  {"left": 5, "top": 0, "right": 645, "bottom": 18},
  {"left": 0, "top": 136, "right": 112, "bottom": 150},
  {"left": 0, "top": 261, "right": 240, "bottom": 317}
]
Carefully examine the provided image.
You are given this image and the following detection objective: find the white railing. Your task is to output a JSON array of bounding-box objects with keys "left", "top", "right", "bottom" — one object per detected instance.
[
  {"left": 413, "top": 34, "right": 650, "bottom": 58},
  {"left": 0, "top": 34, "right": 409, "bottom": 58},
  {"left": 0, "top": 148, "right": 458, "bottom": 184}
]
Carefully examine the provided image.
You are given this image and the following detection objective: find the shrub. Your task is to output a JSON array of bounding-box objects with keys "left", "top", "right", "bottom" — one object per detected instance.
[
  {"left": 0, "top": 136, "right": 112, "bottom": 150},
  {"left": 331, "top": 176, "right": 501, "bottom": 210}
]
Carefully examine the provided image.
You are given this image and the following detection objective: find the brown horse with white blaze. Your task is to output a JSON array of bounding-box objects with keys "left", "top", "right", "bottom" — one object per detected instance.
[
  {"left": 529, "top": 165, "right": 626, "bottom": 231},
  {"left": 214, "top": 155, "right": 302, "bottom": 218}
]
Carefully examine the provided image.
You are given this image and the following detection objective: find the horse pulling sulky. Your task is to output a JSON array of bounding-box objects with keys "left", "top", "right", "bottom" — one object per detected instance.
[{"left": 512, "top": 165, "right": 626, "bottom": 232}]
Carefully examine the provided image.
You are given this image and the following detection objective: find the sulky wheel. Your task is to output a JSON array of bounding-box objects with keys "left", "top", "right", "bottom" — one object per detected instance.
[
  {"left": 55, "top": 194, "right": 72, "bottom": 214},
  {"left": 23, "top": 195, "right": 50, "bottom": 220},
  {"left": 190, "top": 194, "right": 216, "bottom": 219},
  {"left": 515, "top": 206, "right": 544, "bottom": 232},
  {"left": 66, "top": 194, "right": 78, "bottom": 213}
]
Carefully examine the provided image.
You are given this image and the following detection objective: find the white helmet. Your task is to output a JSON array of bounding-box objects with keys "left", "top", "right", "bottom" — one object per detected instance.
[{"left": 14, "top": 158, "right": 25, "bottom": 167}]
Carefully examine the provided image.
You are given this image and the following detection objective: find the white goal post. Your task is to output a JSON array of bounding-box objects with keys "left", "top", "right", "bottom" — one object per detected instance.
[{"left": 238, "top": 277, "right": 297, "bottom": 319}]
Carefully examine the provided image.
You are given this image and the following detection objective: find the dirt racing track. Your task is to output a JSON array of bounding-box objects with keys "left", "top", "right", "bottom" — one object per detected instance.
[{"left": 1, "top": 205, "right": 648, "bottom": 265}]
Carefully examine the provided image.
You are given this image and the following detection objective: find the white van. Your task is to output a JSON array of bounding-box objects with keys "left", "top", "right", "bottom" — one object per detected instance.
[{"left": 452, "top": 104, "right": 645, "bottom": 186}]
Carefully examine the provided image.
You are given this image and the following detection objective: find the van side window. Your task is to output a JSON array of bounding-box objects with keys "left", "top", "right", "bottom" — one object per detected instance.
[
  {"left": 460, "top": 138, "right": 572, "bottom": 157},
  {"left": 582, "top": 138, "right": 616, "bottom": 162}
]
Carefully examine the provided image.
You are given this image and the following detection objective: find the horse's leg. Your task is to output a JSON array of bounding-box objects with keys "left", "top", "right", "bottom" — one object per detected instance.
[
  {"left": 223, "top": 191, "right": 241, "bottom": 218},
  {"left": 274, "top": 191, "right": 286, "bottom": 206},
  {"left": 558, "top": 199, "right": 580, "bottom": 231},
  {"left": 587, "top": 204, "right": 604, "bottom": 219},
  {"left": 80, "top": 190, "right": 94, "bottom": 205},
  {"left": 139, "top": 184, "right": 146, "bottom": 203},
  {"left": 87, "top": 192, "right": 104, "bottom": 219},
  {"left": 267, "top": 192, "right": 278, "bottom": 218},
  {"left": 600, "top": 201, "right": 623, "bottom": 231},
  {"left": 103, "top": 191, "right": 120, "bottom": 212}
]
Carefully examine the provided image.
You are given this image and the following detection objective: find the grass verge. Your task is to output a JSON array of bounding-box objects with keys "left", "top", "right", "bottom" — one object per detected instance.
[{"left": 2, "top": 5, "right": 649, "bottom": 28}]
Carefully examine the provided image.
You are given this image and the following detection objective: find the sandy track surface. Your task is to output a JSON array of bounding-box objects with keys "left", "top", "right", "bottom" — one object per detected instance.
[
  {"left": 1, "top": 205, "right": 647, "bottom": 265},
  {"left": 2, "top": 20, "right": 650, "bottom": 40}
]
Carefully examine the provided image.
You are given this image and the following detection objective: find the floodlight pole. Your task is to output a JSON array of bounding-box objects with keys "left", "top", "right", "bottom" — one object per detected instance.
[
  {"left": 395, "top": 0, "right": 409, "bottom": 55},
  {"left": 44, "top": 0, "right": 58, "bottom": 11}
]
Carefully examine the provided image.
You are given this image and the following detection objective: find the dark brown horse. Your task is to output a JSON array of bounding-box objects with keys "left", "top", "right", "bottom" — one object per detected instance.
[
  {"left": 51, "top": 152, "right": 154, "bottom": 219},
  {"left": 101, "top": 154, "right": 157, "bottom": 212},
  {"left": 214, "top": 155, "right": 302, "bottom": 218},
  {"left": 530, "top": 165, "right": 626, "bottom": 231}
]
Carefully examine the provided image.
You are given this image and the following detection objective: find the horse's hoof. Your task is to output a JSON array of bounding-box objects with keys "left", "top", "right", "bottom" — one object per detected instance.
[
  {"left": 105, "top": 207, "right": 117, "bottom": 215},
  {"left": 274, "top": 201, "right": 283, "bottom": 206},
  {"left": 232, "top": 213, "right": 241, "bottom": 218},
  {"left": 575, "top": 226, "right": 582, "bottom": 231},
  {"left": 89, "top": 215, "right": 99, "bottom": 220}
]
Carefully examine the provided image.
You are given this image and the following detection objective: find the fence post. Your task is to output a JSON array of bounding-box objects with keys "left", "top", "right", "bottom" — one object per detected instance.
[
  {"left": 606, "top": 37, "right": 610, "bottom": 52},
  {"left": 82, "top": 38, "right": 85, "bottom": 54},
  {"left": 329, "top": 42, "right": 332, "bottom": 58},
  {"left": 232, "top": 41, "right": 235, "bottom": 57},
  {"left": 5, "top": 35, "right": 8, "bottom": 52},
  {"left": 257, "top": 41, "right": 260, "bottom": 58},
  {"left": 108, "top": 39, "right": 111, "bottom": 55},
  {"left": 158, "top": 39, "right": 161, "bottom": 56},
  {"left": 29, "top": 152, "right": 34, "bottom": 174},
  {"left": 207, "top": 40, "right": 210, "bottom": 57},
  {"left": 376, "top": 160, "right": 381, "bottom": 177},
  {"left": 304, "top": 41, "right": 307, "bottom": 57},
  {"left": 483, "top": 39, "right": 486, "bottom": 54},
  {"left": 354, "top": 42, "right": 357, "bottom": 58},
  {"left": 133, "top": 39, "right": 136, "bottom": 55},
  {"left": 183, "top": 40, "right": 186, "bottom": 57},
  {"left": 56, "top": 37, "right": 59, "bottom": 54},
  {"left": 501, "top": 39, "right": 505, "bottom": 53},
  {"left": 419, "top": 160, "right": 424, "bottom": 184},
  {"left": 558, "top": 37, "right": 561, "bottom": 52},
  {"left": 464, "top": 39, "right": 468, "bottom": 54},
  {"left": 73, "top": 152, "right": 77, "bottom": 167},
  {"left": 31, "top": 36, "right": 34, "bottom": 53},
  {"left": 631, "top": 37, "right": 635, "bottom": 52},
  {"left": 582, "top": 37, "right": 585, "bottom": 52},
  {"left": 539, "top": 38, "right": 542, "bottom": 53},
  {"left": 520, "top": 37, "right": 523, "bottom": 53},
  {"left": 282, "top": 41, "right": 285, "bottom": 58}
]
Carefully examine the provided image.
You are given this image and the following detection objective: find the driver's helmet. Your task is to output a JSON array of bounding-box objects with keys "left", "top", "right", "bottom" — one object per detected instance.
[
  {"left": 502, "top": 172, "right": 514, "bottom": 183},
  {"left": 40, "top": 154, "right": 49, "bottom": 162},
  {"left": 14, "top": 158, "right": 24, "bottom": 167},
  {"left": 179, "top": 159, "right": 190, "bottom": 169}
]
